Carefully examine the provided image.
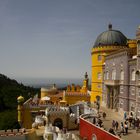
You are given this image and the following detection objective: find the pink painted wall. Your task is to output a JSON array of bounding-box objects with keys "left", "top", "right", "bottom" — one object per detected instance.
[{"left": 80, "top": 118, "right": 120, "bottom": 140}]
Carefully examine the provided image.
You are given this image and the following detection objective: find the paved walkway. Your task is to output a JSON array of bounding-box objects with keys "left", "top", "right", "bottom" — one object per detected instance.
[{"left": 99, "top": 106, "right": 140, "bottom": 140}]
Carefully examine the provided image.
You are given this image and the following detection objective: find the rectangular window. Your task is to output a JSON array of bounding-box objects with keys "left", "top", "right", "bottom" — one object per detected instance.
[
  {"left": 138, "top": 74, "right": 140, "bottom": 80},
  {"left": 138, "top": 109, "right": 140, "bottom": 116},
  {"left": 120, "top": 86, "right": 123, "bottom": 94},
  {"left": 98, "top": 55, "right": 102, "bottom": 61},
  {"left": 104, "top": 72, "right": 106, "bottom": 80},
  {"left": 103, "top": 85, "right": 106, "bottom": 90},
  {"left": 97, "top": 84, "right": 101, "bottom": 89},
  {"left": 106, "top": 71, "right": 109, "bottom": 80},
  {"left": 131, "top": 70, "right": 136, "bottom": 81},
  {"left": 120, "top": 70, "right": 124, "bottom": 81},
  {"left": 131, "top": 87, "right": 135, "bottom": 95},
  {"left": 130, "top": 104, "right": 135, "bottom": 112},
  {"left": 120, "top": 100, "right": 123, "bottom": 108},
  {"left": 112, "top": 69, "right": 116, "bottom": 80},
  {"left": 97, "top": 72, "right": 102, "bottom": 80},
  {"left": 138, "top": 88, "right": 140, "bottom": 97}
]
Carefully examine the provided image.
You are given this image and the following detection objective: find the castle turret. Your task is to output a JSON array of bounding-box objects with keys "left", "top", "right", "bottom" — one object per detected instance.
[
  {"left": 59, "top": 91, "right": 67, "bottom": 106},
  {"left": 17, "top": 95, "right": 24, "bottom": 127},
  {"left": 84, "top": 72, "right": 89, "bottom": 88},
  {"left": 71, "top": 84, "right": 75, "bottom": 92},
  {"left": 91, "top": 24, "right": 128, "bottom": 102},
  {"left": 80, "top": 72, "right": 89, "bottom": 93},
  {"left": 66, "top": 85, "right": 71, "bottom": 92},
  {"left": 76, "top": 85, "right": 81, "bottom": 92}
]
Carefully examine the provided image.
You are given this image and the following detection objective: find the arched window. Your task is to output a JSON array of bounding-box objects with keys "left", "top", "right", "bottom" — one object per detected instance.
[
  {"left": 131, "top": 70, "right": 135, "bottom": 81},
  {"left": 92, "top": 134, "right": 97, "bottom": 140},
  {"left": 97, "top": 72, "right": 101, "bottom": 80},
  {"left": 98, "top": 55, "right": 102, "bottom": 61},
  {"left": 106, "top": 71, "right": 109, "bottom": 80},
  {"left": 104, "top": 72, "right": 106, "bottom": 80},
  {"left": 120, "top": 70, "right": 124, "bottom": 80},
  {"left": 120, "top": 100, "right": 123, "bottom": 108},
  {"left": 130, "top": 104, "right": 135, "bottom": 112},
  {"left": 136, "top": 70, "right": 140, "bottom": 80},
  {"left": 138, "top": 72, "right": 140, "bottom": 80},
  {"left": 112, "top": 69, "right": 116, "bottom": 80}
]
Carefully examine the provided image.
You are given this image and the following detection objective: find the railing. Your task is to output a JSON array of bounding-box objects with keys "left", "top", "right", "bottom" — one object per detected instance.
[
  {"left": 104, "top": 80, "right": 120, "bottom": 86},
  {"left": 119, "top": 80, "right": 124, "bottom": 84}
]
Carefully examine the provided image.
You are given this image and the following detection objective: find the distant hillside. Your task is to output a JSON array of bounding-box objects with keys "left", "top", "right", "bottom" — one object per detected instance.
[
  {"left": 0, "top": 74, "right": 39, "bottom": 111},
  {"left": 0, "top": 74, "right": 39, "bottom": 130}
]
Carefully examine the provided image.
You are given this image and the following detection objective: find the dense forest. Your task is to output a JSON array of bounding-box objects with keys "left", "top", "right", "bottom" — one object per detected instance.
[{"left": 0, "top": 74, "right": 39, "bottom": 130}]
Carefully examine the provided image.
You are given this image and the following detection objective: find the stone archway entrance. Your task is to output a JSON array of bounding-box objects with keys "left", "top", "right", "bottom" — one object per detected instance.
[
  {"left": 106, "top": 86, "right": 119, "bottom": 110},
  {"left": 53, "top": 118, "right": 63, "bottom": 129}
]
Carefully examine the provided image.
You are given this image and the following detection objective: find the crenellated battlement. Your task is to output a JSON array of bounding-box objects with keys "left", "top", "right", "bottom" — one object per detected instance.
[
  {"left": 65, "top": 92, "right": 90, "bottom": 96},
  {"left": 0, "top": 129, "right": 26, "bottom": 137},
  {"left": 47, "top": 107, "right": 69, "bottom": 116}
]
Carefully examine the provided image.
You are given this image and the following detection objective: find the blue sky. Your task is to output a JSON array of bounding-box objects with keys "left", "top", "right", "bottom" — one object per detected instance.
[{"left": 0, "top": 0, "right": 140, "bottom": 82}]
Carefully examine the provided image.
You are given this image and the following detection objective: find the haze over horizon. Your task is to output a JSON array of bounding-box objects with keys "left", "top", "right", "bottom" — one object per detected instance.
[{"left": 0, "top": 0, "right": 140, "bottom": 84}]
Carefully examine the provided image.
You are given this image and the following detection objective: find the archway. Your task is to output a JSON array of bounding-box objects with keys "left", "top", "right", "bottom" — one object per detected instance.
[
  {"left": 53, "top": 118, "right": 63, "bottom": 129},
  {"left": 92, "top": 134, "right": 97, "bottom": 140},
  {"left": 96, "top": 95, "right": 100, "bottom": 102},
  {"left": 96, "top": 96, "right": 101, "bottom": 111}
]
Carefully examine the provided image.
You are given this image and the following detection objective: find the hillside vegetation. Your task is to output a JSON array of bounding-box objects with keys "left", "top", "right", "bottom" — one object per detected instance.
[{"left": 0, "top": 74, "right": 39, "bottom": 129}]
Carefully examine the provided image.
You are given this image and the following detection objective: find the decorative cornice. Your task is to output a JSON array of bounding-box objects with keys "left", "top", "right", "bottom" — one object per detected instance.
[
  {"left": 91, "top": 45, "right": 127, "bottom": 54},
  {"left": 65, "top": 92, "right": 90, "bottom": 97},
  {"left": 105, "top": 48, "right": 136, "bottom": 60}
]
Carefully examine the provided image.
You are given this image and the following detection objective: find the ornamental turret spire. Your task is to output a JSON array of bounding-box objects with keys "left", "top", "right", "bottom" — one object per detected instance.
[{"left": 108, "top": 23, "right": 112, "bottom": 30}]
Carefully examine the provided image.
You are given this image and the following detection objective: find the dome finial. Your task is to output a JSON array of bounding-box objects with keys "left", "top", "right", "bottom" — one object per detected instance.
[{"left": 108, "top": 23, "right": 112, "bottom": 30}]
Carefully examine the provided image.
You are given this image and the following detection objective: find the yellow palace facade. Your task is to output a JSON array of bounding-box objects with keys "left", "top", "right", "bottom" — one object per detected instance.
[{"left": 91, "top": 24, "right": 136, "bottom": 102}]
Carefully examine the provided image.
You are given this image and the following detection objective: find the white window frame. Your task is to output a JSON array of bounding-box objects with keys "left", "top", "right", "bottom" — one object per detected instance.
[
  {"left": 112, "top": 69, "right": 116, "bottom": 80},
  {"left": 106, "top": 71, "right": 109, "bottom": 80},
  {"left": 131, "top": 69, "right": 136, "bottom": 81},
  {"left": 120, "top": 70, "right": 124, "bottom": 81}
]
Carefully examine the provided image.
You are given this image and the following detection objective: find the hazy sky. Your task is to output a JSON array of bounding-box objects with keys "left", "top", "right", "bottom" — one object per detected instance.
[{"left": 0, "top": 0, "right": 140, "bottom": 81}]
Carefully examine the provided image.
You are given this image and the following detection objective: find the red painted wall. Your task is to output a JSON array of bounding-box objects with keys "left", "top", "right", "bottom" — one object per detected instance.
[{"left": 80, "top": 118, "right": 120, "bottom": 140}]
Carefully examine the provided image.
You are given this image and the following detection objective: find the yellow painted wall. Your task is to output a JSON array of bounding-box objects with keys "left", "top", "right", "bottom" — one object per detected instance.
[
  {"left": 41, "top": 91, "right": 48, "bottom": 98},
  {"left": 65, "top": 95, "right": 90, "bottom": 104},
  {"left": 23, "top": 107, "right": 32, "bottom": 129},
  {"left": 91, "top": 46, "right": 124, "bottom": 102},
  {"left": 127, "top": 40, "right": 137, "bottom": 48},
  {"left": 91, "top": 52, "right": 104, "bottom": 102}
]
